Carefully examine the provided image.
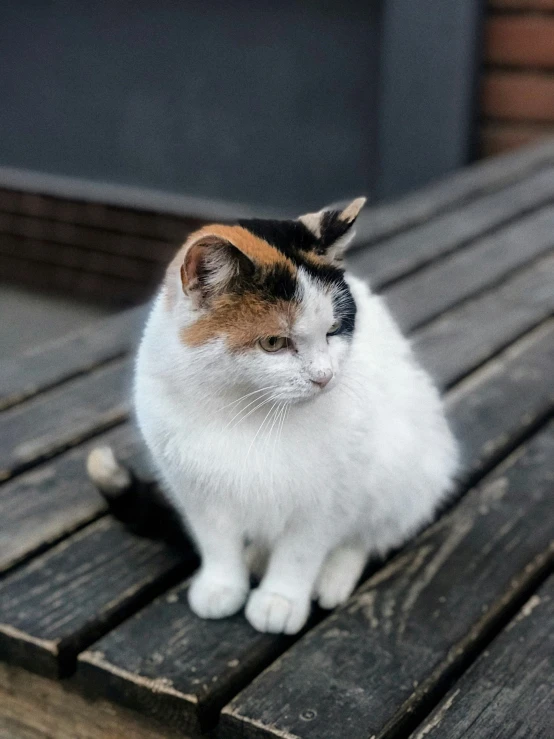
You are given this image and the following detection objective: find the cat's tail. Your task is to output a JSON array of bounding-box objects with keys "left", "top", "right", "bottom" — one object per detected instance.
[
  {"left": 86, "top": 446, "right": 135, "bottom": 500},
  {"left": 86, "top": 446, "right": 187, "bottom": 544}
]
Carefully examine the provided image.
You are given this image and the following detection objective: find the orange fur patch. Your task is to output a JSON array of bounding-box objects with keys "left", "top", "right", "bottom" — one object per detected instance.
[
  {"left": 196, "top": 224, "right": 296, "bottom": 271},
  {"left": 182, "top": 293, "right": 297, "bottom": 352}
]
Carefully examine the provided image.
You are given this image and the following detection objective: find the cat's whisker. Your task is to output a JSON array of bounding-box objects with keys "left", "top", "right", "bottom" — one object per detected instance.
[
  {"left": 244, "top": 396, "right": 286, "bottom": 463},
  {"left": 270, "top": 401, "right": 287, "bottom": 493},
  {"left": 222, "top": 389, "right": 277, "bottom": 431},
  {"left": 214, "top": 385, "right": 280, "bottom": 414},
  {"left": 226, "top": 391, "right": 282, "bottom": 433}
]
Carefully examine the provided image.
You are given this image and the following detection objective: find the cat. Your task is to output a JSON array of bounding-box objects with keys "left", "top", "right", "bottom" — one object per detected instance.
[{"left": 87, "top": 197, "right": 458, "bottom": 635}]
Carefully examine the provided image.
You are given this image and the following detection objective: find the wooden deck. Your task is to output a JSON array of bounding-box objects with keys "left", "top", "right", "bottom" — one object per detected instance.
[{"left": 0, "top": 141, "right": 553, "bottom": 739}]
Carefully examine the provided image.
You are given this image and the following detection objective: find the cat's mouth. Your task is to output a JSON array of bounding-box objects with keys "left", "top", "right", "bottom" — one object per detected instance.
[{"left": 286, "top": 379, "right": 337, "bottom": 404}]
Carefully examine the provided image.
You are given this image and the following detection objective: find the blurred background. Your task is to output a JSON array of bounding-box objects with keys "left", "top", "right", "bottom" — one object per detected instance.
[{"left": 0, "top": 0, "right": 553, "bottom": 354}]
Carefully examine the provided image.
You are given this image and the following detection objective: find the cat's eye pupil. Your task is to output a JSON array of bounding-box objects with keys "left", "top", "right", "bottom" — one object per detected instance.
[{"left": 259, "top": 336, "right": 288, "bottom": 352}]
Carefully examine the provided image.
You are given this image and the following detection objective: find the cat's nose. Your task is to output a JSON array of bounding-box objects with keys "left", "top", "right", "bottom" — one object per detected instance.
[{"left": 311, "top": 370, "right": 333, "bottom": 388}]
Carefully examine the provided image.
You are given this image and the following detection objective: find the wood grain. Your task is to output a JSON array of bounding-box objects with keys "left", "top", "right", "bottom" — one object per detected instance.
[
  {"left": 383, "top": 205, "right": 554, "bottom": 333},
  {"left": 411, "top": 576, "right": 554, "bottom": 739},
  {"left": 0, "top": 516, "right": 194, "bottom": 677},
  {"left": 353, "top": 138, "right": 554, "bottom": 247},
  {"left": 348, "top": 167, "right": 554, "bottom": 288},
  {"left": 0, "top": 305, "right": 146, "bottom": 411},
  {"left": 446, "top": 320, "right": 554, "bottom": 482},
  {"left": 0, "top": 423, "right": 150, "bottom": 575},
  {"left": 413, "top": 254, "right": 554, "bottom": 389},
  {"left": 0, "top": 663, "right": 188, "bottom": 739},
  {"left": 221, "top": 422, "right": 554, "bottom": 739},
  {"left": 73, "top": 324, "right": 554, "bottom": 733},
  {"left": 0, "top": 357, "right": 132, "bottom": 481}
]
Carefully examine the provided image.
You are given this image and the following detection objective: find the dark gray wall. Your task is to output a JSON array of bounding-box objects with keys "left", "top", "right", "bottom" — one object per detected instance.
[
  {"left": 377, "top": 0, "right": 483, "bottom": 199},
  {"left": 0, "top": 1, "right": 481, "bottom": 211}
]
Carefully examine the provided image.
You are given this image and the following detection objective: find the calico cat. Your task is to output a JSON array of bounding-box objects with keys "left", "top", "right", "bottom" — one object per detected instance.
[{"left": 87, "top": 197, "right": 458, "bottom": 635}]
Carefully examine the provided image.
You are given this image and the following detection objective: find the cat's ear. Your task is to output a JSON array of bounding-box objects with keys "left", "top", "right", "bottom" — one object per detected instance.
[
  {"left": 180, "top": 234, "right": 254, "bottom": 307},
  {"left": 298, "top": 196, "right": 366, "bottom": 264}
]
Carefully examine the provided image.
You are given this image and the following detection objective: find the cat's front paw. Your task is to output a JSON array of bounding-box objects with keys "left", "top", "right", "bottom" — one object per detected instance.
[
  {"left": 188, "top": 571, "right": 249, "bottom": 619},
  {"left": 245, "top": 589, "right": 310, "bottom": 634}
]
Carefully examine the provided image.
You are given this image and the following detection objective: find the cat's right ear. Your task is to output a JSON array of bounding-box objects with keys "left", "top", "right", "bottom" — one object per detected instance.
[{"left": 180, "top": 234, "right": 254, "bottom": 307}]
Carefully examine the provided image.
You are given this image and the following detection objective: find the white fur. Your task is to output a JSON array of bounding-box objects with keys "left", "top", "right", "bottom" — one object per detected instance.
[{"left": 134, "top": 270, "right": 458, "bottom": 634}]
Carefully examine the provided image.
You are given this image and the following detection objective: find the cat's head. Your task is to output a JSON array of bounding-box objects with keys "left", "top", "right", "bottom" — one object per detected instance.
[{"left": 170, "top": 197, "right": 365, "bottom": 403}]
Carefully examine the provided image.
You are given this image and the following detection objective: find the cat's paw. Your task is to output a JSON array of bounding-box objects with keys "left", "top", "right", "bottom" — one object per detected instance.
[
  {"left": 245, "top": 589, "right": 310, "bottom": 634},
  {"left": 188, "top": 572, "right": 249, "bottom": 619},
  {"left": 315, "top": 546, "right": 366, "bottom": 609}
]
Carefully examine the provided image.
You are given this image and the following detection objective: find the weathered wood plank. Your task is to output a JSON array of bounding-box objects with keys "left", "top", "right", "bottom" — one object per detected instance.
[
  {"left": 73, "top": 325, "right": 554, "bottom": 734},
  {"left": 353, "top": 138, "right": 554, "bottom": 246},
  {"left": 77, "top": 582, "right": 290, "bottom": 736},
  {"left": 0, "top": 663, "right": 186, "bottom": 739},
  {"left": 0, "top": 305, "right": 146, "bottom": 411},
  {"left": 446, "top": 320, "right": 554, "bottom": 482},
  {"left": 0, "top": 423, "right": 150, "bottom": 575},
  {"left": 410, "top": 576, "right": 554, "bottom": 739},
  {"left": 221, "top": 421, "right": 554, "bottom": 739},
  {"left": 0, "top": 264, "right": 548, "bottom": 704},
  {"left": 0, "top": 357, "right": 131, "bottom": 481},
  {"left": 383, "top": 205, "right": 554, "bottom": 333},
  {"left": 348, "top": 166, "right": 554, "bottom": 288},
  {"left": 414, "top": 254, "right": 554, "bottom": 389},
  {"left": 0, "top": 516, "right": 194, "bottom": 678}
]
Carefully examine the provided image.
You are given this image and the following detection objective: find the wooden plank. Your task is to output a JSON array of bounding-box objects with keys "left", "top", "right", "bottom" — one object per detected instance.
[
  {"left": 0, "top": 663, "right": 185, "bottom": 739},
  {"left": 410, "top": 576, "right": 554, "bottom": 739},
  {"left": 221, "top": 421, "right": 554, "bottom": 739},
  {"left": 0, "top": 423, "right": 150, "bottom": 575},
  {"left": 0, "top": 357, "right": 131, "bottom": 481},
  {"left": 348, "top": 166, "right": 554, "bottom": 288},
  {"left": 0, "top": 516, "right": 194, "bottom": 678},
  {"left": 353, "top": 127, "right": 554, "bottom": 247},
  {"left": 383, "top": 205, "right": 554, "bottom": 333},
  {"left": 414, "top": 254, "right": 554, "bottom": 389},
  {"left": 447, "top": 320, "right": 554, "bottom": 482},
  {"left": 0, "top": 305, "right": 146, "bottom": 411},
  {"left": 73, "top": 324, "right": 554, "bottom": 733},
  {"left": 77, "top": 581, "right": 290, "bottom": 736}
]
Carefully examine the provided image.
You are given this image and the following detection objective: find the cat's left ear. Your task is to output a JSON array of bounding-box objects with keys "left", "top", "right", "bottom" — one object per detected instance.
[{"left": 298, "top": 196, "right": 366, "bottom": 264}]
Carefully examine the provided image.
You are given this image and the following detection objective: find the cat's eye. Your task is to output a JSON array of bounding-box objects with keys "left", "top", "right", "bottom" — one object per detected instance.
[
  {"left": 259, "top": 336, "right": 288, "bottom": 353},
  {"left": 327, "top": 319, "right": 342, "bottom": 336}
]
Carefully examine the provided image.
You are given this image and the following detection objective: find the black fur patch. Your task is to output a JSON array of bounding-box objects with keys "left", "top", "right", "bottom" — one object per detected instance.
[
  {"left": 237, "top": 217, "right": 357, "bottom": 337},
  {"left": 238, "top": 218, "right": 318, "bottom": 255},
  {"left": 319, "top": 210, "right": 353, "bottom": 249}
]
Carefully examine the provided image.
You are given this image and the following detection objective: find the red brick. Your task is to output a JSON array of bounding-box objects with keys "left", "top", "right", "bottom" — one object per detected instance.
[
  {"left": 486, "top": 16, "right": 554, "bottom": 67},
  {"left": 482, "top": 71, "right": 554, "bottom": 121},
  {"left": 481, "top": 122, "right": 554, "bottom": 156}
]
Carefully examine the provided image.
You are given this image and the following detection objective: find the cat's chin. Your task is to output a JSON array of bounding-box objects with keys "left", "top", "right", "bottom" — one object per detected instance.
[{"left": 288, "top": 384, "right": 336, "bottom": 405}]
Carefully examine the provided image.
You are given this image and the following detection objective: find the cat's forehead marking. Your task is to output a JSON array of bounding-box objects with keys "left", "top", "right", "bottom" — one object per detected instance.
[{"left": 181, "top": 293, "right": 297, "bottom": 351}]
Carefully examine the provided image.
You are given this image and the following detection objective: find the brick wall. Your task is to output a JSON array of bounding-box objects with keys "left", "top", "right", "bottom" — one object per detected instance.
[
  {"left": 482, "top": 0, "right": 554, "bottom": 156},
  {"left": 481, "top": 0, "right": 554, "bottom": 156}
]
